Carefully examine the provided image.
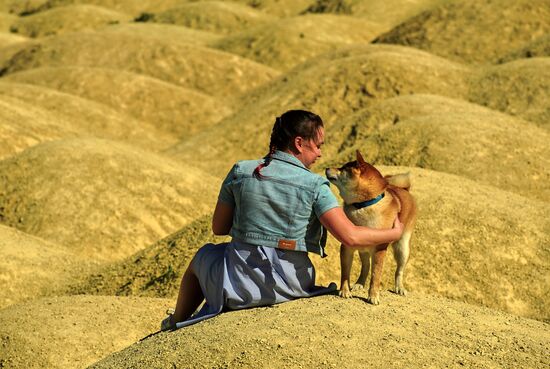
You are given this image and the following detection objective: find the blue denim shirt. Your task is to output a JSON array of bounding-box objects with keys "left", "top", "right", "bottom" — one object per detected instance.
[{"left": 218, "top": 150, "right": 339, "bottom": 257}]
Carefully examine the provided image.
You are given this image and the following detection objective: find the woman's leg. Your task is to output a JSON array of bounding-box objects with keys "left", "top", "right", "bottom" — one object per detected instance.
[{"left": 173, "top": 265, "right": 204, "bottom": 323}]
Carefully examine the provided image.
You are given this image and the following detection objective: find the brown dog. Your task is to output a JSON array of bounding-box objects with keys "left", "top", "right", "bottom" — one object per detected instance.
[{"left": 326, "top": 150, "right": 417, "bottom": 304}]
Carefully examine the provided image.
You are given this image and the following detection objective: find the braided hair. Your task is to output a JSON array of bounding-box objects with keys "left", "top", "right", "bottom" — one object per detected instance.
[{"left": 253, "top": 110, "right": 323, "bottom": 179}]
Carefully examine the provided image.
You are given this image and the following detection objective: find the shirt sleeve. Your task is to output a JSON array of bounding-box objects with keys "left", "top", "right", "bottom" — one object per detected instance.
[
  {"left": 313, "top": 181, "right": 340, "bottom": 218},
  {"left": 217, "top": 164, "right": 238, "bottom": 207}
]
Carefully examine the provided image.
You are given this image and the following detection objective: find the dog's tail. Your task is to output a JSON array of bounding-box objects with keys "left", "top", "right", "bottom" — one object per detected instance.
[{"left": 385, "top": 172, "right": 411, "bottom": 191}]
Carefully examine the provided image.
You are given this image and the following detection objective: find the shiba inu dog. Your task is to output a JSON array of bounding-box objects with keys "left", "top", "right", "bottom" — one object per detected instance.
[{"left": 326, "top": 150, "right": 417, "bottom": 304}]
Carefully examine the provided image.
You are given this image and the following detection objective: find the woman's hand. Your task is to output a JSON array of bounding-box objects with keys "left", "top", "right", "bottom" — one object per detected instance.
[{"left": 391, "top": 215, "right": 405, "bottom": 241}]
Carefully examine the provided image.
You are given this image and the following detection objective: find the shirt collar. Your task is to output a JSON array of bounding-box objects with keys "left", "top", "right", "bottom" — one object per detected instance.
[{"left": 270, "top": 150, "right": 309, "bottom": 171}]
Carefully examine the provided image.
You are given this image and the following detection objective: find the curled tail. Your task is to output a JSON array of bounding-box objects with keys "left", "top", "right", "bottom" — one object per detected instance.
[{"left": 385, "top": 172, "right": 411, "bottom": 191}]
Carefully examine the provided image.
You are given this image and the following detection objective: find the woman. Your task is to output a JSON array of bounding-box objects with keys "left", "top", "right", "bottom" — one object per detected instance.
[{"left": 161, "top": 110, "right": 404, "bottom": 331}]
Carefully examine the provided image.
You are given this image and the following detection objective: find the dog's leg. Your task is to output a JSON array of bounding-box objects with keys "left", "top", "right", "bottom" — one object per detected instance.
[
  {"left": 352, "top": 251, "right": 371, "bottom": 291},
  {"left": 393, "top": 231, "right": 411, "bottom": 296},
  {"left": 339, "top": 244, "right": 354, "bottom": 298},
  {"left": 367, "top": 246, "right": 388, "bottom": 305}
]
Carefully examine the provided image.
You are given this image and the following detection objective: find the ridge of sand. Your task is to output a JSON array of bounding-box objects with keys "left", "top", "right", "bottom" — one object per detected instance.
[
  {"left": 0, "top": 138, "right": 220, "bottom": 261},
  {"left": 0, "top": 31, "right": 27, "bottom": 48},
  {"left": 0, "top": 81, "right": 174, "bottom": 156},
  {"left": 0, "top": 11, "right": 16, "bottom": 30},
  {"left": 97, "top": 22, "right": 221, "bottom": 45},
  {"left": 4, "top": 66, "right": 232, "bottom": 139},
  {"left": 469, "top": 57, "right": 550, "bottom": 128},
  {"left": 75, "top": 167, "right": 550, "bottom": 321},
  {"left": 0, "top": 295, "right": 172, "bottom": 369},
  {"left": 9, "top": 4, "right": 131, "bottom": 38},
  {"left": 0, "top": 31, "right": 280, "bottom": 98},
  {"left": 213, "top": 14, "right": 385, "bottom": 70},
  {"left": 320, "top": 94, "right": 550, "bottom": 201},
  {"left": 92, "top": 292, "right": 549, "bottom": 369},
  {"left": 304, "top": 0, "right": 447, "bottom": 30},
  {"left": 498, "top": 33, "right": 550, "bottom": 63},
  {"left": 0, "top": 224, "right": 93, "bottom": 309},
  {"left": 71, "top": 215, "right": 226, "bottom": 298},
  {"left": 4, "top": 0, "right": 186, "bottom": 17},
  {"left": 373, "top": 0, "right": 550, "bottom": 64},
  {"left": 139, "top": 1, "right": 275, "bottom": 35},
  {"left": 166, "top": 44, "right": 471, "bottom": 176}
]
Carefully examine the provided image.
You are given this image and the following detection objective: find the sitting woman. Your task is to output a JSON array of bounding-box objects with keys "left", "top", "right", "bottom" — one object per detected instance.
[{"left": 161, "top": 109, "right": 404, "bottom": 330}]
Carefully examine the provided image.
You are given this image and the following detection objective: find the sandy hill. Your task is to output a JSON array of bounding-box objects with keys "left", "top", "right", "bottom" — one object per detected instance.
[
  {"left": 4, "top": 66, "right": 232, "bottom": 139},
  {"left": 166, "top": 45, "right": 471, "bottom": 176},
  {"left": 0, "top": 10, "right": 15, "bottom": 29},
  {"left": 0, "top": 31, "right": 280, "bottom": 98},
  {"left": 498, "top": 34, "right": 550, "bottom": 63},
  {"left": 0, "top": 31, "right": 27, "bottom": 47},
  {"left": 320, "top": 94, "right": 550, "bottom": 201},
  {"left": 373, "top": 0, "right": 550, "bottom": 64},
  {"left": 4, "top": 0, "right": 187, "bottom": 17},
  {"left": 0, "top": 295, "right": 171, "bottom": 369},
  {"left": 93, "top": 292, "right": 548, "bottom": 369},
  {"left": 304, "top": 0, "right": 447, "bottom": 30},
  {"left": 469, "top": 57, "right": 550, "bottom": 128},
  {"left": 138, "top": 1, "right": 275, "bottom": 35},
  {"left": 72, "top": 215, "right": 225, "bottom": 298},
  {"left": 0, "top": 92, "right": 83, "bottom": 160},
  {"left": 0, "top": 138, "right": 220, "bottom": 261},
  {"left": 213, "top": 14, "right": 385, "bottom": 70},
  {"left": 0, "top": 224, "right": 93, "bottom": 309},
  {"left": 98, "top": 22, "right": 221, "bottom": 45},
  {"left": 9, "top": 4, "right": 130, "bottom": 37},
  {"left": 0, "top": 81, "right": 173, "bottom": 154},
  {"left": 76, "top": 166, "right": 550, "bottom": 321}
]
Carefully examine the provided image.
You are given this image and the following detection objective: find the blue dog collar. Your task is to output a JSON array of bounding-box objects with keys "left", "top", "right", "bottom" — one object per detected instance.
[{"left": 352, "top": 192, "right": 385, "bottom": 209}]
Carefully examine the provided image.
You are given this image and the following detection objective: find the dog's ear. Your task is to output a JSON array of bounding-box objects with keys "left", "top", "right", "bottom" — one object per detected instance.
[{"left": 356, "top": 150, "right": 367, "bottom": 167}]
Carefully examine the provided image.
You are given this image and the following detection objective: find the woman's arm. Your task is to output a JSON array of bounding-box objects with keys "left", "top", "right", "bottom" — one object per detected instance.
[
  {"left": 319, "top": 207, "right": 403, "bottom": 248},
  {"left": 212, "top": 200, "right": 234, "bottom": 235}
]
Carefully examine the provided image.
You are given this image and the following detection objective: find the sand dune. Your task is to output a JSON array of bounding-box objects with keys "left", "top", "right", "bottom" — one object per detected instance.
[
  {"left": 304, "top": 0, "right": 447, "bottom": 30},
  {"left": 98, "top": 22, "right": 221, "bottom": 45},
  {"left": 166, "top": 44, "right": 471, "bottom": 175},
  {"left": 373, "top": 0, "right": 550, "bottom": 64},
  {"left": 5, "top": 0, "right": 187, "bottom": 17},
  {"left": 9, "top": 4, "right": 130, "bottom": 37},
  {"left": 0, "top": 81, "right": 174, "bottom": 153},
  {"left": 72, "top": 215, "right": 223, "bottom": 298},
  {"left": 0, "top": 138, "right": 220, "bottom": 261},
  {"left": 0, "top": 0, "right": 548, "bottom": 367},
  {"left": 0, "top": 31, "right": 27, "bottom": 48},
  {"left": 321, "top": 94, "right": 550, "bottom": 201},
  {"left": 139, "top": 1, "right": 275, "bottom": 35},
  {"left": 0, "top": 93, "right": 81, "bottom": 160},
  {"left": 92, "top": 292, "right": 549, "bottom": 369},
  {"left": 498, "top": 34, "right": 550, "bottom": 63},
  {"left": 4, "top": 66, "right": 232, "bottom": 139},
  {"left": 0, "top": 295, "right": 171, "bottom": 369},
  {"left": 0, "top": 11, "right": 15, "bottom": 30},
  {"left": 469, "top": 57, "right": 550, "bottom": 128},
  {"left": 75, "top": 166, "right": 549, "bottom": 320},
  {"left": 0, "top": 224, "right": 92, "bottom": 309},
  {"left": 0, "top": 31, "right": 280, "bottom": 98},
  {"left": 213, "top": 14, "right": 385, "bottom": 70}
]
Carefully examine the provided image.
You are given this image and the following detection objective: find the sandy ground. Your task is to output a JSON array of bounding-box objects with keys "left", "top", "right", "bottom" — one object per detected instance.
[{"left": 0, "top": 0, "right": 548, "bottom": 368}]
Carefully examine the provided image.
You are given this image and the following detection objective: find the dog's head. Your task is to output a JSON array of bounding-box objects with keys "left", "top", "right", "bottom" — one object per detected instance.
[{"left": 325, "top": 150, "right": 387, "bottom": 204}]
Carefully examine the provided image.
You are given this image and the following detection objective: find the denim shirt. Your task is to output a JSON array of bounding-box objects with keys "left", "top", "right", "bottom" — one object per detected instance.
[{"left": 218, "top": 150, "right": 339, "bottom": 257}]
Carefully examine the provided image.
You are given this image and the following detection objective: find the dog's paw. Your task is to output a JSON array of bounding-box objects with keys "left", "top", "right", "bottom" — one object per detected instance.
[
  {"left": 351, "top": 284, "right": 364, "bottom": 291},
  {"left": 339, "top": 289, "right": 353, "bottom": 298},
  {"left": 394, "top": 286, "right": 408, "bottom": 296},
  {"left": 367, "top": 295, "right": 380, "bottom": 305}
]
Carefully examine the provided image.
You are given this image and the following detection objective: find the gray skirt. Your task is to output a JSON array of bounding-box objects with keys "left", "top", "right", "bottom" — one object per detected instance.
[{"left": 175, "top": 240, "right": 336, "bottom": 329}]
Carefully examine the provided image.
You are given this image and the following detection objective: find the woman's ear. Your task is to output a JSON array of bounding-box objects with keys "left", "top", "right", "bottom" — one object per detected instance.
[{"left": 293, "top": 136, "right": 304, "bottom": 153}]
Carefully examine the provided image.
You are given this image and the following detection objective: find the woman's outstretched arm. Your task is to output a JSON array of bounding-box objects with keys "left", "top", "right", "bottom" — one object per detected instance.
[
  {"left": 319, "top": 207, "right": 403, "bottom": 247},
  {"left": 212, "top": 200, "right": 234, "bottom": 235}
]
